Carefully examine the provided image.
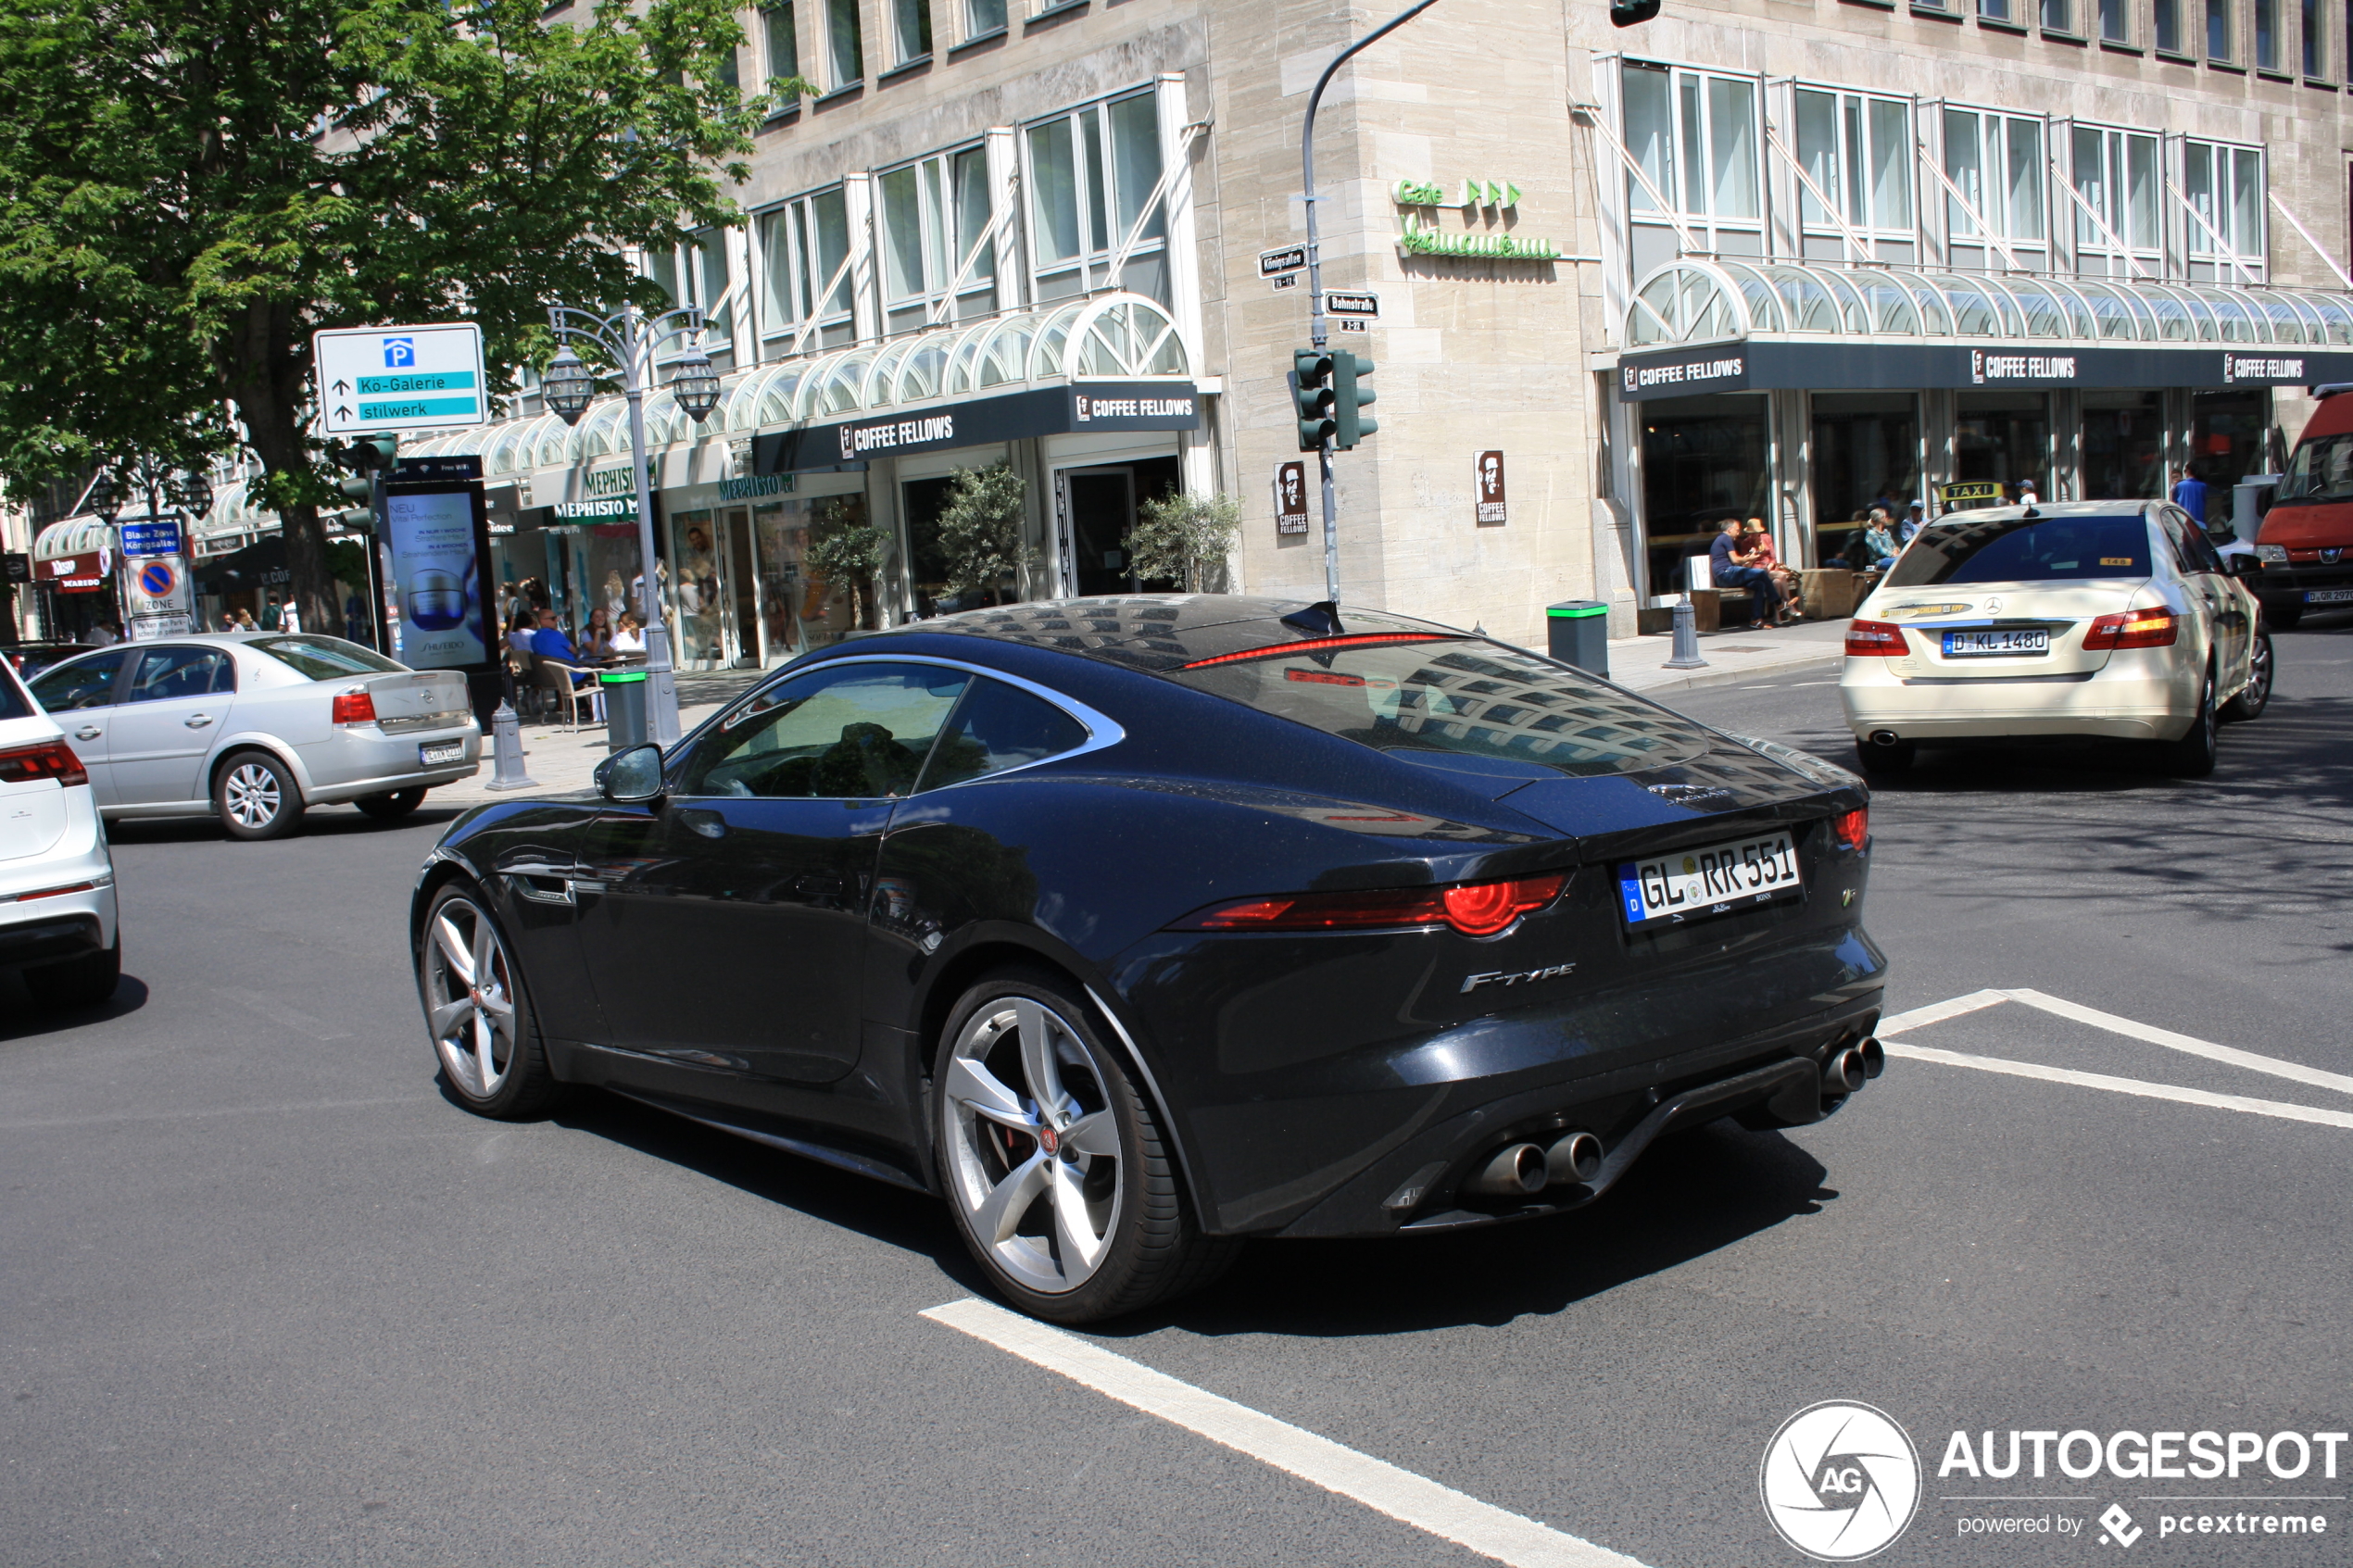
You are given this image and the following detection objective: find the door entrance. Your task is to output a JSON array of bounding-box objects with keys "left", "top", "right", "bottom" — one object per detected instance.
[
  {"left": 1063, "top": 469, "right": 1135, "bottom": 597},
  {"left": 668, "top": 507, "right": 761, "bottom": 669}
]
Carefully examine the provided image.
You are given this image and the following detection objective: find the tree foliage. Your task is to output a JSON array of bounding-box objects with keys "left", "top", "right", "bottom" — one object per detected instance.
[
  {"left": 804, "top": 497, "right": 887, "bottom": 630},
  {"left": 1124, "top": 490, "right": 1240, "bottom": 592},
  {"left": 0, "top": 0, "right": 785, "bottom": 628},
  {"left": 935, "top": 461, "right": 1030, "bottom": 605}
]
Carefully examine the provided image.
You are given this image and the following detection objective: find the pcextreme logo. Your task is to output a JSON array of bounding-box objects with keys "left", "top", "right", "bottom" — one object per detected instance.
[{"left": 1760, "top": 1401, "right": 1923, "bottom": 1562}]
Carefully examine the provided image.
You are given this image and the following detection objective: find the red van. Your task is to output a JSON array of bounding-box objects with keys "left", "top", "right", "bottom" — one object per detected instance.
[{"left": 2249, "top": 384, "right": 2353, "bottom": 628}]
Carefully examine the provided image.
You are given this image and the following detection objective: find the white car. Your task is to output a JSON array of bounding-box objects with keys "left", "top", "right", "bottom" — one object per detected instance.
[
  {"left": 27, "top": 633, "right": 482, "bottom": 841},
  {"left": 0, "top": 652, "right": 119, "bottom": 1006},
  {"left": 1840, "top": 500, "right": 2271, "bottom": 779}
]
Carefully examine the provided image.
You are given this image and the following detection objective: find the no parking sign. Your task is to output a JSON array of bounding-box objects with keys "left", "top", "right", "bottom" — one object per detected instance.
[{"left": 126, "top": 551, "right": 195, "bottom": 637}]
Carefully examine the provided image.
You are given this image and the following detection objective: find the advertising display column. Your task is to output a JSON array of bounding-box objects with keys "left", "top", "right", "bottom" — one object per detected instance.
[{"left": 381, "top": 456, "right": 497, "bottom": 719}]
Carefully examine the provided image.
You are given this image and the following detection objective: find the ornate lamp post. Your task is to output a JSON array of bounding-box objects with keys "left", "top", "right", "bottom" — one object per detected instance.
[{"left": 541, "top": 301, "right": 723, "bottom": 746}]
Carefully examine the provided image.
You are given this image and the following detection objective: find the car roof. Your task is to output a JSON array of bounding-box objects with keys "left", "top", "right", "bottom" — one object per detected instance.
[
  {"left": 1924, "top": 501, "right": 2159, "bottom": 524},
  {"left": 857, "top": 594, "right": 1467, "bottom": 674}
]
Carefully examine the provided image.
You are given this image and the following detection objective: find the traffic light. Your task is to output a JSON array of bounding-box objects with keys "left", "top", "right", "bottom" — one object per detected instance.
[
  {"left": 1333, "top": 352, "right": 1377, "bottom": 449},
  {"left": 1293, "top": 348, "right": 1336, "bottom": 451},
  {"left": 1610, "top": 0, "right": 1660, "bottom": 23},
  {"left": 328, "top": 433, "right": 398, "bottom": 473}
]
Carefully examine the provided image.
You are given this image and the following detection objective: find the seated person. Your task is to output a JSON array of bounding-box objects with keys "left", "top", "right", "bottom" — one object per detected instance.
[
  {"left": 1860, "top": 507, "right": 1901, "bottom": 570},
  {"left": 1741, "top": 519, "right": 1798, "bottom": 624},
  {"left": 1708, "top": 518, "right": 1791, "bottom": 627},
  {"left": 529, "top": 611, "right": 591, "bottom": 687},
  {"left": 610, "top": 612, "right": 647, "bottom": 656}
]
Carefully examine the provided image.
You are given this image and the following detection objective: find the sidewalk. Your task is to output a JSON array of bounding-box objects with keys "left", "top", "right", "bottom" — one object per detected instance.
[
  {"left": 434, "top": 669, "right": 765, "bottom": 809},
  {"left": 1606, "top": 616, "right": 1850, "bottom": 696}
]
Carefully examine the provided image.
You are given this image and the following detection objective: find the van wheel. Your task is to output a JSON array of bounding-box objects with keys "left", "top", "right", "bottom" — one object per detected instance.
[{"left": 215, "top": 752, "right": 305, "bottom": 840}]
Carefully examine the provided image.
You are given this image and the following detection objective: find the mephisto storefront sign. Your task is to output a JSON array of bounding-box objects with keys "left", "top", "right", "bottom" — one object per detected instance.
[
  {"left": 1616, "top": 342, "right": 2353, "bottom": 399},
  {"left": 752, "top": 381, "right": 1200, "bottom": 475}
]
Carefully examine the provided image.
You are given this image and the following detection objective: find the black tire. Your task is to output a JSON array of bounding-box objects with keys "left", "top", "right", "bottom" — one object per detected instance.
[
  {"left": 933, "top": 968, "right": 1237, "bottom": 1324},
  {"left": 2156, "top": 664, "right": 2219, "bottom": 778},
  {"left": 2264, "top": 598, "right": 2304, "bottom": 631},
  {"left": 2221, "top": 631, "right": 2273, "bottom": 722},
  {"left": 414, "top": 882, "right": 563, "bottom": 1118},
  {"left": 213, "top": 750, "right": 305, "bottom": 841},
  {"left": 357, "top": 787, "right": 428, "bottom": 821},
  {"left": 1854, "top": 738, "right": 1916, "bottom": 776},
  {"left": 25, "top": 939, "right": 120, "bottom": 1010}
]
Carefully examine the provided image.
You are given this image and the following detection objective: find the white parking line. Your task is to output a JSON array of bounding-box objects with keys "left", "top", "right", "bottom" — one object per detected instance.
[
  {"left": 1999, "top": 987, "right": 2353, "bottom": 1098},
  {"left": 923, "top": 1297, "right": 1649, "bottom": 1568},
  {"left": 1884, "top": 1042, "right": 2353, "bottom": 1132}
]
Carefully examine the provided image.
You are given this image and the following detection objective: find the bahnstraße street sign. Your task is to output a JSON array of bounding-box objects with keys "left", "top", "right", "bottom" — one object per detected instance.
[{"left": 312, "top": 323, "right": 487, "bottom": 436}]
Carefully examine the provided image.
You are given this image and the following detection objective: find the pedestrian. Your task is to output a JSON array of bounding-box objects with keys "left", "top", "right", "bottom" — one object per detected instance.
[
  {"left": 2015, "top": 477, "right": 2041, "bottom": 509},
  {"left": 259, "top": 593, "right": 283, "bottom": 631},
  {"left": 279, "top": 597, "right": 302, "bottom": 635},
  {"left": 1708, "top": 519, "right": 1790, "bottom": 628},
  {"left": 2171, "top": 464, "right": 2208, "bottom": 526},
  {"left": 233, "top": 607, "right": 257, "bottom": 632},
  {"left": 86, "top": 620, "right": 119, "bottom": 646},
  {"left": 1898, "top": 501, "right": 1927, "bottom": 544}
]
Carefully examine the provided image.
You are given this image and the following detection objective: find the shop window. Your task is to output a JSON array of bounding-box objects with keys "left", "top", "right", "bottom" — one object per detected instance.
[
  {"left": 647, "top": 230, "right": 735, "bottom": 366},
  {"left": 762, "top": 1, "right": 801, "bottom": 108},
  {"left": 1955, "top": 391, "right": 2051, "bottom": 501},
  {"left": 1944, "top": 107, "right": 2048, "bottom": 269},
  {"left": 2256, "top": 0, "right": 2281, "bottom": 62},
  {"left": 2184, "top": 140, "right": 2265, "bottom": 279},
  {"left": 1811, "top": 394, "right": 1922, "bottom": 569},
  {"left": 877, "top": 146, "right": 997, "bottom": 335},
  {"left": 1620, "top": 62, "right": 1763, "bottom": 271},
  {"left": 891, "top": 0, "right": 930, "bottom": 60},
  {"left": 965, "top": 0, "right": 1006, "bottom": 33},
  {"left": 1023, "top": 88, "right": 1169, "bottom": 307},
  {"left": 825, "top": 0, "right": 862, "bottom": 87},
  {"left": 1793, "top": 89, "right": 1913, "bottom": 260},
  {"left": 2192, "top": 390, "right": 2271, "bottom": 494},
  {"left": 2070, "top": 124, "right": 2160, "bottom": 278},
  {"left": 2208, "top": 0, "right": 2233, "bottom": 57},
  {"left": 1636, "top": 394, "right": 1770, "bottom": 600},
  {"left": 2156, "top": 0, "right": 2183, "bottom": 49},
  {"left": 2082, "top": 392, "right": 2165, "bottom": 500},
  {"left": 755, "top": 187, "right": 855, "bottom": 351}
]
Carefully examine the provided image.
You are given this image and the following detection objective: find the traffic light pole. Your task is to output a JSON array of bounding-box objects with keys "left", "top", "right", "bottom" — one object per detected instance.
[{"left": 1300, "top": 0, "right": 1442, "bottom": 606}]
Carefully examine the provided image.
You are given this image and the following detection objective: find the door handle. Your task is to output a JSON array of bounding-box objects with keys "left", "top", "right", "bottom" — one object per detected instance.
[
  {"left": 184, "top": 714, "right": 213, "bottom": 728},
  {"left": 74, "top": 725, "right": 101, "bottom": 741}
]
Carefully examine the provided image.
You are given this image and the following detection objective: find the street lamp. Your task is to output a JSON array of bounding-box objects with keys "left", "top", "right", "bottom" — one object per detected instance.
[{"left": 541, "top": 298, "right": 719, "bottom": 747}]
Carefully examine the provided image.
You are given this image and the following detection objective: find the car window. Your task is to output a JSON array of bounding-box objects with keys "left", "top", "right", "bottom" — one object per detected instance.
[
  {"left": 0, "top": 661, "right": 31, "bottom": 721},
  {"left": 250, "top": 635, "right": 405, "bottom": 679},
  {"left": 1883, "top": 514, "right": 2152, "bottom": 586},
  {"left": 2277, "top": 430, "right": 2353, "bottom": 502},
  {"left": 1167, "top": 638, "right": 1715, "bottom": 779},
  {"left": 123, "top": 646, "right": 235, "bottom": 703},
  {"left": 2166, "top": 513, "right": 2227, "bottom": 575},
  {"left": 916, "top": 677, "right": 1091, "bottom": 792},
  {"left": 29, "top": 650, "right": 129, "bottom": 711},
  {"left": 681, "top": 662, "right": 970, "bottom": 799}
]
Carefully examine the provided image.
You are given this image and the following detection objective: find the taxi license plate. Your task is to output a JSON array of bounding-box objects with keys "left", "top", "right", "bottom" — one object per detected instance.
[
  {"left": 418, "top": 740, "right": 464, "bottom": 766},
  {"left": 1617, "top": 832, "right": 1800, "bottom": 931},
  {"left": 1943, "top": 629, "right": 2049, "bottom": 657},
  {"left": 2308, "top": 588, "right": 2353, "bottom": 604}
]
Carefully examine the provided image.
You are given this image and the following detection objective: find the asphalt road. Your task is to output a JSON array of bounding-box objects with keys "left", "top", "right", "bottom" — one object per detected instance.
[{"left": 5, "top": 613, "right": 2350, "bottom": 1567}]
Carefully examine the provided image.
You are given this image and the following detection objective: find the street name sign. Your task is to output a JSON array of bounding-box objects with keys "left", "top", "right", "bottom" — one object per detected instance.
[
  {"left": 1325, "top": 291, "right": 1380, "bottom": 317},
  {"left": 313, "top": 323, "right": 488, "bottom": 435},
  {"left": 120, "top": 518, "right": 183, "bottom": 558},
  {"left": 1260, "top": 245, "right": 1306, "bottom": 279}
]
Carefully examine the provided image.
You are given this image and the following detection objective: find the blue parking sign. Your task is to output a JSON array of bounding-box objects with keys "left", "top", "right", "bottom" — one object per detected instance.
[{"left": 383, "top": 337, "right": 415, "bottom": 367}]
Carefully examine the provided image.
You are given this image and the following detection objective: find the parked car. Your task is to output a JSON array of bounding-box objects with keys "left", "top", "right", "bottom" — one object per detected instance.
[
  {"left": 411, "top": 596, "right": 1887, "bottom": 1323},
  {"left": 5, "top": 641, "right": 98, "bottom": 682},
  {"left": 26, "top": 633, "right": 482, "bottom": 840},
  {"left": 1840, "top": 500, "right": 2271, "bottom": 779},
  {"left": 2245, "top": 381, "right": 2353, "bottom": 629},
  {"left": 0, "top": 652, "right": 119, "bottom": 1007}
]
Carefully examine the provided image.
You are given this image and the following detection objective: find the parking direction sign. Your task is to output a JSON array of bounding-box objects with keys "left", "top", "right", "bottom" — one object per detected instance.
[{"left": 312, "top": 323, "right": 487, "bottom": 435}]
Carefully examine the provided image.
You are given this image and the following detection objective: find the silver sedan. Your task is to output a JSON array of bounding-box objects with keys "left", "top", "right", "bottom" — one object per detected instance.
[{"left": 26, "top": 633, "right": 482, "bottom": 840}]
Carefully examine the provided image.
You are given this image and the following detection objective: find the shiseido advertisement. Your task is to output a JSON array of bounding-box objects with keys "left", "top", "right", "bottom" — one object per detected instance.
[{"left": 382, "top": 486, "right": 488, "bottom": 670}]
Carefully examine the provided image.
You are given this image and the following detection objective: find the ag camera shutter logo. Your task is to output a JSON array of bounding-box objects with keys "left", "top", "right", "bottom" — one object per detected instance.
[{"left": 1760, "top": 1400, "right": 1922, "bottom": 1561}]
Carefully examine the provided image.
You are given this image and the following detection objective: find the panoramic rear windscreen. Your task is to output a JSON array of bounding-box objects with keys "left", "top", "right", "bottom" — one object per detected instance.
[
  {"left": 1885, "top": 515, "right": 2151, "bottom": 586},
  {"left": 1169, "top": 640, "right": 1709, "bottom": 777}
]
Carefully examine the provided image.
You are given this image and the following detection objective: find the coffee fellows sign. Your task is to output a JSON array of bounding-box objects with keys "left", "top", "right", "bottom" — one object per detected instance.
[{"left": 1393, "top": 178, "right": 1565, "bottom": 261}]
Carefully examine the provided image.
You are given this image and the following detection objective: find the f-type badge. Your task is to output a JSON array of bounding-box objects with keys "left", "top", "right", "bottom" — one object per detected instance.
[{"left": 1461, "top": 961, "right": 1576, "bottom": 994}]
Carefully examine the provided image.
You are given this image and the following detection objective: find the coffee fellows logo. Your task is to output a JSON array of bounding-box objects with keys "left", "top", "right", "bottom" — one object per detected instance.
[{"left": 1392, "top": 177, "right": 1564, "bottom": 260}]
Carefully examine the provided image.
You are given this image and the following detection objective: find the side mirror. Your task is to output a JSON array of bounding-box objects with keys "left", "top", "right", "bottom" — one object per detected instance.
[{"left": 595, "top": 743, "right": 665, "bottom": 803}]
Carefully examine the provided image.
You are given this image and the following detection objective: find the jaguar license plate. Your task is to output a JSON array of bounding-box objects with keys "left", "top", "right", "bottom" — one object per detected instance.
[
  {"left": 1943, "top": 629, "right": 2049, "bottom": 657},
  {"left": 418, "top": 740, "right": 464, "bottom": 766},
  {"left": 1617, "top": 832, "right": 1800, "bottom": 931},
  {"left": 2307, "top": 588, "right": 2353, "bottom": 604}
]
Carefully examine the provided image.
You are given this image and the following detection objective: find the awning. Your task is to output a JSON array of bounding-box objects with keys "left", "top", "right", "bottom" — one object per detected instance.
[
  {"left": 1617, "top": 259, "right": 2353, "bottom": 399},
  {"left": 32, "top": 516, "right": 113, "bottom": 561}
]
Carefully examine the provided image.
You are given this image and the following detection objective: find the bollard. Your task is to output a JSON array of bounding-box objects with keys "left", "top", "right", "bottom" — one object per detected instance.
[
  {"left": 482, "top": 700, "right": 538, "bottom": 792},
  {"left": 1663, "top": 598, "right": 1709, "bottom": 671}
]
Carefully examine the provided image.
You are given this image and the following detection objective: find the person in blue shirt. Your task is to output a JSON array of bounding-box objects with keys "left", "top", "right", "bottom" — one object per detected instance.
[
  {"left": 1707, "top": 519, "right": 1791, "bottom": 626},
  {"left": 2171, "top": 465, "right": 2208, "bottom": 525},
  {"left": 529, "top": 610, "right": 591, "bottom": 686}
]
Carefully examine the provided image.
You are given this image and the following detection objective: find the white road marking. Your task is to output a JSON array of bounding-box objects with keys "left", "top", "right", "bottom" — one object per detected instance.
[
  {"left": 1999, "top": 987, "right": 2353, "bottom": 1098},
  {"left": 1883, "top": 1042, "right": 2353, "bottom": 1132},
  {"left": 1876, "top": 988, "right": 2009, "bottom": 1036},
  {"left": 923, "top": 1297, "right": 1649, "bottom": 1568}
]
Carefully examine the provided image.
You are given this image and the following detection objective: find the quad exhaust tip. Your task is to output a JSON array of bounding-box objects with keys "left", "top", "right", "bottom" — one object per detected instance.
[
  {"left": 1546, "top": 1130, "right": 1604, "bottom": 1186},
  {"left": 1858, "top": 1036, "right": 1885, "bottom": 1079},
  {"left": 1466, "top": 1142, "right": 1549, "bottom": 1197},
  {"left": 1825, "top": 1047, "right": 1869, "bottom": 1096}
]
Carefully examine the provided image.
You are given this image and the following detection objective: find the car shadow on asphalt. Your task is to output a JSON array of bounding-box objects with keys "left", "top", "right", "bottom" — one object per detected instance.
[
  {"left": 104, "top": 808, "right": 467, "bottom": 846},
  {"left": 0, "top": 972, "right": 151, "bottom": 1041}
]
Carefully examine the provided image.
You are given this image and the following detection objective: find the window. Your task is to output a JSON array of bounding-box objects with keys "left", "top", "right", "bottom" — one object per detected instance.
[
  {"left": 1621, "top": 63, "right": 1763, "bottom": 262},
  {"left": 1944, "top": 107, "right": 2048, "bottom": 267},
  {"left": 2043, "top": 0, "right": 2074, "bottom": 29},
  {"left": 249, "top": 637, "right": 404, "bottom": 678},
  {"left": 916, "top": 678, "right": 1090, "bottom": 790},
  {"left": 1886, "top": 514, "right": 2152, "bottom": 585},
  {"left": 1793, "top": 89, "right": 1913, "bottom": 248},
  {"left": 826, "top": 0, "right": 862, "bottom": 87},
  {"left": 2184, "top": 140, "right": 2265, "bottom": 276},
  {"left": 2157, "top": 0, "right": 2183, "bottom": 48},
  {"left": 648, "top": 230, "right": 735, "bottom": 358},
  {"left": 2257, "top": 0, "right": 2281, "bottom": 62},
  {"left": 1024, "top": 89, "right": 1168, "bottom": 305},
  {"left": 2208, "top": 0, "right": 2233, "bottom": 56},
  {"left": 2071, "top": 124, "right": 2160, "bottom": 275},
  {"left": 2304, "top": 0, "right": 2325, "bottom": 69},
  {"left": 124, "top": 646, "right": 233, "bottom": 703},
  {"left": 762, "top": 1, "right": 801, "bottom": 107},
  {"left": 878, "top": 147, "right": 997, "bottom": 334},
  {"left": 966, "top": 0, "right": 1006, "bottom": 33},
  {"left": 1980, "top": 0, "right": 2013, "bottom": 19},
  {"left": 685, "top": 663, "right": 969, "bottom": 798},
  {"left": 892, "top": 0, "right": 929, "bottom": 61},
  {"left": 29, "top": 650, "right": 126, "bottom": 710},
  {"left": 2101, "top": 0, "right": 2130, "bottom": 39},
  {"left": 755, "top": 188, "right": 855, "bottom": 349},
  {"left": 2277, "top": 429, "right": 2353, "bottom": 499}
]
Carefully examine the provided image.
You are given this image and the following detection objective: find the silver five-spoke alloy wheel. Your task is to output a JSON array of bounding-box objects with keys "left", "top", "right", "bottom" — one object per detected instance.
[
  {"left": 422, "top": 896, "right": 521, "bottom": 1100},
  {"left": 942, "top": 997, "right": 1124, "bottom": 1295},
  {"left": 220, "top": 760, "right": 283, "bottom": 831}
]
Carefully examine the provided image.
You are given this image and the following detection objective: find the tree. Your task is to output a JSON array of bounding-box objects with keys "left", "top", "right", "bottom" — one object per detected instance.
[
  {"left": 1124, "top": 490, "right": 1241, "bottom": 592},
  {"left": 804, "top": 497, "right": 887, "bottom": 630},
  {"left": 0, "top": 0, "right": 794, "bottom": 633},
  {"left": 935, "top": 461, "right": 1030, "bottom": 606}
]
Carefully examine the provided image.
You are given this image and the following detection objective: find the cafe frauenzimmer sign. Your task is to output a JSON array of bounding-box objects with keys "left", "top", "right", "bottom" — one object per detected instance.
[{"left": 1391, "top": 178, "right": 1566, "bottom": 261}]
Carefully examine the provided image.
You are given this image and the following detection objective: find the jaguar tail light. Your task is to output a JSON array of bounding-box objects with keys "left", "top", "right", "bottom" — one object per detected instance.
[
  {"left": 1175, "top": 872, "right": 1569, "bottom": 937},
  {"left": 0, "top": 738, "right": 88, "bottom": 787},
  {"left": 331, "top": 688, "right": 379, "bottom": 725},
  {"left": 2083, "top": 608, "right": 2178, "bottom": 651},
  {"left": 1831, "top": 808, "right": 1869, "bottom": 850},
  {"left": 1844, "top": 621, "right": 1907, "bottom": 657}
]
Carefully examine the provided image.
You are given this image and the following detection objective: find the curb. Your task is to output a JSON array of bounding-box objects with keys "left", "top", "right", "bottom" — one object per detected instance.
[{"left": 1615, "top": 644, "right": 1845, "bottom": 697}]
